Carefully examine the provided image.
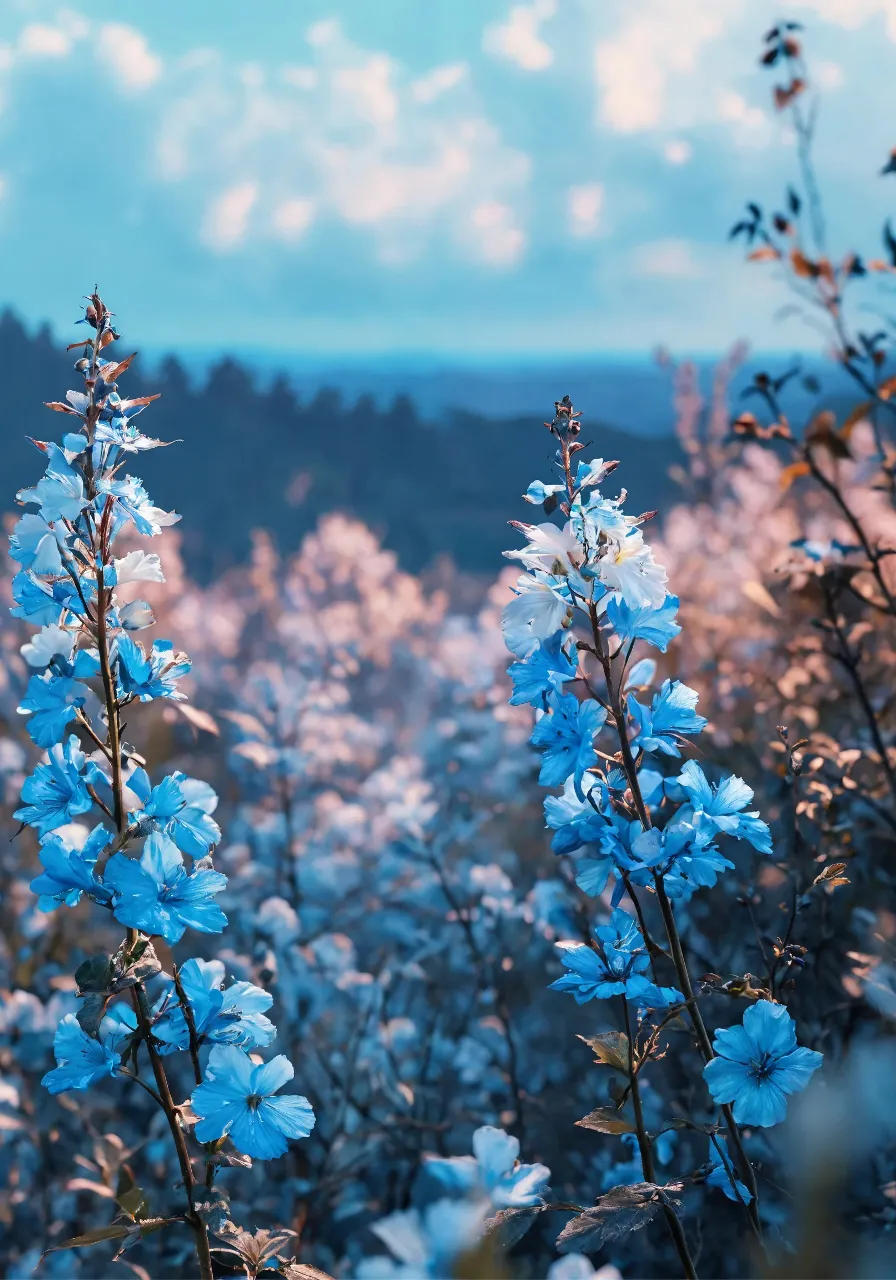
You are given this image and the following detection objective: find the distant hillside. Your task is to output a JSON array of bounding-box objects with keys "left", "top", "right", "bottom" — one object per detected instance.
[{"left": 0, "top": 310, "right": 686, "bottom": 581}]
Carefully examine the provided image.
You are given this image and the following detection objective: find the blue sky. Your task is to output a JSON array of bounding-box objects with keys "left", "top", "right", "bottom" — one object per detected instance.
[{"left": 3, "top": 0, "right": 896, "bottom": 356}]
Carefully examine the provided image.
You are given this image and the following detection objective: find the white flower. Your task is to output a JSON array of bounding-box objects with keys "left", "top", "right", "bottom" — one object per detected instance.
[
  {"left": 598, "top": 530, "right": 668, "bottom": 610},
  {"left": 503, "top": 521, "right": 583, "bottom": 573},
  {"left": 502, "top": 574, "right": 572, "bottom": 657},
  {"left": 114, "top": 549, "right": 165, "bottom": 585}
]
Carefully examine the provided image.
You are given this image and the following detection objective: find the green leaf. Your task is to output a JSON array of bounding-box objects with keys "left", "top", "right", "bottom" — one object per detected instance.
[
  {"left": 116, "top": 1165, "right": 148, "bottom": 1220},
  {"left": 75, "top": 954, "right": 114, "bottom": 993},
  {"left": 575, "top": 1106, "right": 636, "bottom": 1135},
  {"left": 577, "top": 1031, "right": 630, "bottom": 1073},
  {"left": 45, "top": 1224, "right": 136, "bottom": 1253}
]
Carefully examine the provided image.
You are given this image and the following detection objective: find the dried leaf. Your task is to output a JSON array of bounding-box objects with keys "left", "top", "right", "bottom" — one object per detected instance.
[
  {"left": 742, "top": 580, "right": 781, "bottom": 618},
  {"left": 484, "top": 1206, "right": 544, "bottom": 1250},
  {"left": 576, "top": 1106, "right": 635, "bottom": 1135},
  {"left": 177, "top": 704, "right": 219, "bottom": 736},
  {"left": 779, "top": 460, "right": 811, "bottom": 492},
  {"left": 577, "top": 1031, "right": 630, "bottom": 1073}
]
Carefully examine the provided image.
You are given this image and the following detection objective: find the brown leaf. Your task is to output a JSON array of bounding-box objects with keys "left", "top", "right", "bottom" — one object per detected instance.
[
  {"left": 748, "top": 246, "right": 780, "bottom": 262},
  {"left": 576, "top": 1106, "right": 636, "bottom": 1135},
  {"left": 176, "top": 704, "right": 219, "bottom": 736},
  {"left": 779, "top": 460, "right": 810, "bottom": 491},
  {"left": 577, "top": 1031, "right": 630, "bottom": 1073}
]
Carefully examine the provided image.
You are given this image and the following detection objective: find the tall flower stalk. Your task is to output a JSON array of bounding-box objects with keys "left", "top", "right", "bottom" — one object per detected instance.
[
  {"left": 13, "top": 293, "right": 316, "bottom": 1276},
  {"left": 503, "top": 397, "right": 822, "bottom": 1274}
]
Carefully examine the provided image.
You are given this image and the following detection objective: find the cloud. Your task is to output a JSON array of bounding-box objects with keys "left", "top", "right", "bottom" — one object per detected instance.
[
  {"left": 411, "top": 62, "right": 467, "bottom": 104},
  {"left": 333, "top": 54, "right": 397, "bottom": 125},
  {"left": 469, "top": 200, "right": 525, "bottom": 265},
  {"left": 272, "top": 197, "right": 315, "bottom": 241},
  {"left": 202, "top": 181, "right": 259, "bottom": 251},
  {"left": 483, "top": 0, "right": 556, "bottom": 72},
  {"left": 18, "top": 23, "right": 74, "bottom": 59},
  {"left": 594, "top": 1, "right": 725, "bottom": 133},
  {"left": 97, "top": 23, "right": 162, "bottom": 92},
  {"left": 633, "top": 238, "right": 703, "bottom": 279},
  {"left": 663, "top": 139, "right": 693, "bottom": 165},
  {"left": 568, "top": 183, "right": 604, "bottom": 237}
]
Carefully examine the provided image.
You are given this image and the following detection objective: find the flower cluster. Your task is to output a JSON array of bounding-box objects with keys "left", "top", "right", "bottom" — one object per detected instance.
[{"left": 11, "top": 295, "right": 315, "bottom": 1275}]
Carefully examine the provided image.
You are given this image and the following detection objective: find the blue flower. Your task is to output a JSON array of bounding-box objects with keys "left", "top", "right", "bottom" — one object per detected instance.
[
  {"left": 128, "top": 768, "right": 221, "bottom": 858},
  {"left": 508, "top": 633, "right": 577, "bottom": 707},
  {"left": 425, "top": 1125, "right": 550, "bottom": 1209},
  {"left": 30, "top": 825, "right": 113, "bottom": 911},
  {"left": 20, "top": 624, "right": 74, "bottom": 669},
  {"left": 104, "top": 831, "right": 228, "bottom": 945},
  {"left": 629, "top": 679, "right": 708, "bottom": 757},
  {"left": 523, "top": 479, "right": 566, "bottom": 505},
  {"left": 544, "top": 774, "right": 608, "bottom": 855},
  {"left": 358, "top": 1200, "right": 487, "bottom": 1279},
  {"left": 191, "top": 1044, "right": 315, "bottom": 1160},
  {"left": 673, "top": 760, "right": 773, "bottom": 855},
  {"left": 97, "top": 474, "right": 180, "bottom": 538},
  {"left": 11, "top": 570, "right": 94, "bottom": 625},
  {"left": 706, "top": 1140, "right": 752, "bottom": 1204},
  {"left": 41, "top": 1014, "right": 121, "bottom": 1096},
  {"left": 17, "top": 671, "right": 86, "bottom": 748},
  {"left": 605, "top": 594, "right": 682, "bottom": 653},
  {"left": 703, "top": 1001, "right": 822, "bottom": 1127},
  {"left": 16, "top": 445, "right": 87, "bottom": 523},
  {"left": 9, "top": 513, "right": 64, "bottom": 575},
  {"left": 153, "top": 958, "right": 275, "bottom": 1054},
  {"left": 116, "top": 636, "right": 191, "bottom": 702},
  {"left": 15, "top": 736, "right": 92, "bottom": 838},
  {"left": 530, "top": 692, "right": 607, "bottom": 791},
  {"left": 631, "top": 822, "right": 734, "bottom": 900},
  {"left": 549, "top": 908, "right": 683, "bottom": 1008}
]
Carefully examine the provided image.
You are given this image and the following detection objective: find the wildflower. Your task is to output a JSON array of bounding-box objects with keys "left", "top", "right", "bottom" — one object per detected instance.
[
  {"left": 104, "top": 831, "right": 227, "bottom": 945},
  {"left": 153, "top": 958, "right": 275, "bottom": 1053},
  {"left": 128, "top": 768, "right": 221, "bottom": 858},
  {"left": 20, "top": 623, "right": 75, "bottom": 668},
  {"left": 97, "top": 474, "right": 180, "bottom": 538},
  {"left": 631, "top": 823, "right": 734, "bottom": 899},
  {"left": 597, "top": 529, "right": 668, "bottom": 610},
  {"left": 703, "top": 1001, "right": 822, "bottom": 1127},
  {"left": 425, "top": 1125, "right": 550, "bottom": 1209},
  {"left": 549, "top": 908, "right": 683, "bottom": 1007},
  {"left": 15, "top": 736, "right": 92, "bottom": 838},
  {"left": 629, "top": 679, "right": 708, "bottom": 757},
  {"left": 523, "top": 479, "right": 565, "bottom": 505},
  {"left": 530, "top": 692, "right": 607, "bottom": 790},
  {"left": 544, "top": 773, "right": 608, "bottom": 854},
  {"left": 502, "top": 573, "right": 572, "bottom": 657},
  {"left": 508, "top": 633, "right": 577, "bottom": 707},
  {"left": 605, "top": 593, "right": 682, "bottom": 652},
  {"left": 30, "top": 825, "right": 112, "bottom": 911},
  {"left": 357, "top": 1200, "right": 487, "bottom": 1279},
  {"left": 9, "top": 513, "right": 64, "bottom": 575},
  {"left": 16, "top": 444, "right": 88, "bottom": 523},
  {"left": 41, "top": 1014, "right": 121, "bottom": 1095},
  {"left": 115, "top": 636, "right": 191, "bottom": 702},
  {"left": 113, "top": 548, "right": 165, "bottom": 585},
  {"left": 672, "top": 760, "right": 773, "bottom": 855},
  {"left": 504, "top": 520, "right": 584, "bottom": 573},
  {"left": 191, "top": 1044, "right": 315, "bottom": 1160},
  {"left": 17, "top": 671, "right": 85, "bottom": 748}
]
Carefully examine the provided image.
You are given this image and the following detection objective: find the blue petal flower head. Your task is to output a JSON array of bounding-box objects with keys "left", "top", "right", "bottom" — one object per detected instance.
[
  {"left": 673, "top": 760, "right": 773, "bottom": 855},
  {"left": 544, "top": 774, "right": 608, "bottom": 855},
  {"left": 508, "top": 633, "right": 577, "bottom": 708},
  {"left": 502, "top": 572, "right": 572, "bottom": 658},
  {"left": 97, "top": 474, "right": 181, "bottom": 538},
  {"left": 153, "top": 958, "right": 275, "bottom": 1054},
  {"left": 523, "top": 479, "right": 566, "bottom": 505},
  {"left": 359, "top": 1200, "right": 487, "bottom": 1279},
  {"left": 116, "top": 636, "right": 191, "bottom": 702},
  {"left": 20, "top": 624, "right": 75, "bottom": 669},
  {"left": 9, "top": 513, "right": 64, "bottom": 575},
  {"left": 706, "top": 1140, "right": 752, "bottom": 1204},
  {"left": 30, "top": 824, "right": 113, "bottom": 911},
  {"left": 11, "top": 570, "right": 95, "bottom": 625},
  {"left": 41, "top": 1014, "right": 121, "bottom": 1096},
  {"left": 631, "top": 822, "right": 734, "bottom": 900},
  {"left": 703, "top": 1001, "right": 822, "bottom": 1127},
  {"left": 17, "top": 671, "right": 86, "bottom": 748},
  {"left": 104, "top": 831, "right": 228, "bottom": 945},
  {"left": 629, "top": 679, "right": 708, "bottom": 758},
  {"left": 550, "top": 908, "right": 683, "bottom": 1007},
  {"left": 191, "top": 1044, "right": 315, "bottom": 1160},
  {"left": 95, "top": 416, "right": 168, "bottom": 453},
  {"left": 530, "top": 692, "right": 607, "bottom": 791},
  {"left": 425, "top": 1125, "right": 550, "bottom": 1210},
  {"left": 605, "top": 594, "right": 682, "bottom": 653},
  {"left": 16, "top": 444, "right": 87, "bottom": 523},
  {"left": 14, "top": 735, "right": 92, "bottom": 838},
  {"left": 128, "top": 768, "right": 221, "bottom": 858}
]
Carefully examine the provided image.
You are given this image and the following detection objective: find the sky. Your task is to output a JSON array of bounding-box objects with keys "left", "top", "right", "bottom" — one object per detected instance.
[{"left": 3, "top": 0, "right": 896, "bottom": 357}]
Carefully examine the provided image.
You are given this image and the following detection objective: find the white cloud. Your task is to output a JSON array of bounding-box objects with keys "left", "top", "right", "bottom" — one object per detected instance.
[
  {"left": 333, "top": 55, "right": 397, "bottom": 125},
  {"left": 97, "top": 24, "right": 162, "bottom": 92},
  {"left": 633, "top": 238, "right": 702, "bottom": 279},
  {"left": 717, "top": 90, "right": 771, "bottom": 146},
  {"left": 202, "top": 181, "right": 259, "bottom": 251},
  {"left": 595, "top": 2, "right": 725, "bottom": 133},
  {"left": 155, "top": 28, "right": 530, "bottom": 265},
  {"left": 483, "top": 0, "right": 556, "bottom": 72},
  {"left": 306, "top": 19, "right": 341, "bottom": 48},
  {"left": 469, "top": 200, "right": 525, "bottom": 265},
  {"left": 664, "top": 139, "right": 692, "bottom": 165},
  {"left": 272, "top": 197, "right": 315, "bottom": 241},
  {"left": 568, "top": 183, "right": 603, "bottom": 237},
  {"left": 19, "top": 24, "right": 73, "bottom": 59},
  {"left": 411, "top": 62, "right": 467, "bottom": 104},
  {"left": 815, "top": 60, "right": 844, "bottom": 89}
]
